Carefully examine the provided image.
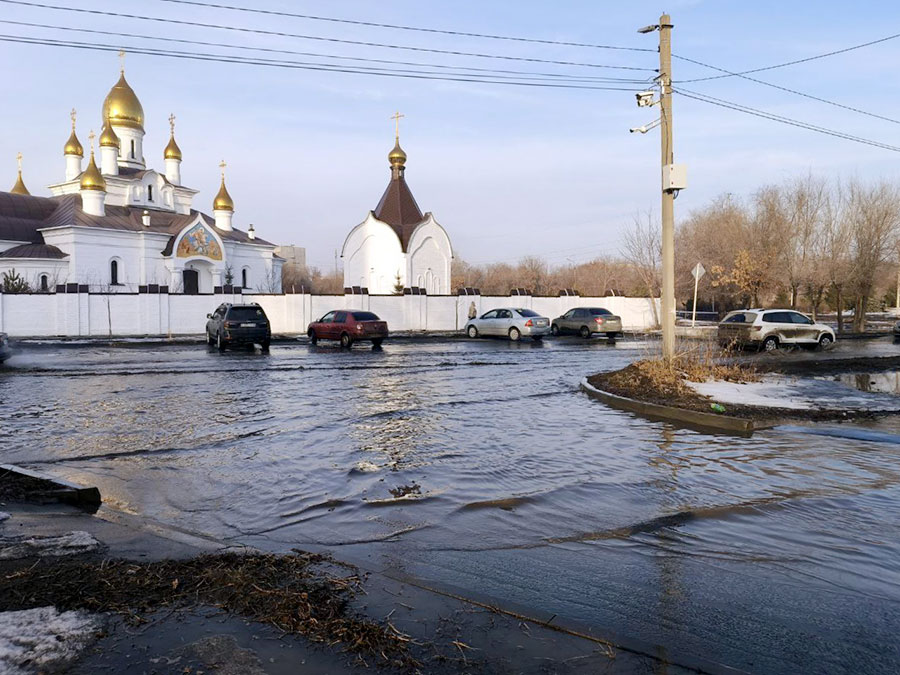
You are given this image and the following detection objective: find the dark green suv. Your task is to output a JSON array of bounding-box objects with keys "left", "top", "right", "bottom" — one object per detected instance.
[{"left": 206, "top": 303, "right": 271, "bottom": 351}]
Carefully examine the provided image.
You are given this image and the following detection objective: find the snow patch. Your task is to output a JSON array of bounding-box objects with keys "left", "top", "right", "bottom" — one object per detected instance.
[
  {"left": 0, "top": 512, "right": 10, "bottom": 524},
  {"left": 688, "top": 379, "right": 814, "bottom": 410},
  {"left": 0, "top": 531, "right": 102, "bottom": 560},
  {"left": 0, "top": 606, "right": 101, "bottom": 674}
]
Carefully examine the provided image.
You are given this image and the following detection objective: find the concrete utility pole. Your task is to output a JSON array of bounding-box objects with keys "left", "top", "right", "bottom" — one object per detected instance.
[{"left": 658, "top": 14, "right": 676, "bottom": 360}]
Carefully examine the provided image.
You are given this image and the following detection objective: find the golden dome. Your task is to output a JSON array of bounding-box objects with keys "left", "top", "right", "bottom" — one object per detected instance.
[
  {"left": 80, "top": 152, "right": 107, "bottom": 191},
  {"left": 213, "top": 179, "right": 234, "bottom": 211},
  {"left": 102, "top": 73, "right": 144, "bottom": 131},
  {"left": 164, "top": 134, "right": 182, "bottom": 160},
  {"left": 10, "top": 152, "right": 29, "bottom": 195},
  {"left": 388, "top": 140, "right": 407, "bottom": 167},
  {"left": 99, "top": 122, "right": 120, "bottom": 148},
  {"left": 10, "top": 171, "right": 29, "bottom": 195},
  {"left": 64, "top": 129, "right": 84, "bottom": 156}
]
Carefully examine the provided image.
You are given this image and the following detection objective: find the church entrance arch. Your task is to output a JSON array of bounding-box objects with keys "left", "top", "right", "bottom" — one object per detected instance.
[{"left": 183, "top": 269, "right": 199, "bottom": 295}]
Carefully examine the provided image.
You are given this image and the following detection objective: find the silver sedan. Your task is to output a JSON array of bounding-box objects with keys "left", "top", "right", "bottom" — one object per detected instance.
[{"left": 464, "top": 308, "right": 550, "bottom": 342}]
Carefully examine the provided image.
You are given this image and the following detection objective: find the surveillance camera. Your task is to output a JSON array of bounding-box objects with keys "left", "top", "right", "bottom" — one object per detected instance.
[{"left": 636, "top": 91, "right": 656, "bottom": 107}]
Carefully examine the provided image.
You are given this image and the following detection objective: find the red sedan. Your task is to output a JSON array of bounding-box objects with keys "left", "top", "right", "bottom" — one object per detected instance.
[{"left": 307, "top": 310, "right": 388, "bottom": 348}]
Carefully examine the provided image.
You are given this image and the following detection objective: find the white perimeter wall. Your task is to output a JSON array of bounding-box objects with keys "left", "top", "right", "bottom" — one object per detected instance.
[{"left": 0, "top": 292, "right": 660, "bottom": 337}]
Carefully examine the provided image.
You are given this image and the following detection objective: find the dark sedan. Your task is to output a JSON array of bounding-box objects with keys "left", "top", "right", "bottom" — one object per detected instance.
[
  {"left": 308, "top": 310, "right": 388, "bottom": 348},
  {"left": 206, "top": 303, "right": 271, "bottom": 351}
]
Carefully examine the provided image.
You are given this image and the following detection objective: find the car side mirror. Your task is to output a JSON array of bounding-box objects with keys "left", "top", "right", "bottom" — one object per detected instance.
[{"left": 206, "top": 313, "right": 212, "bottom": 319}]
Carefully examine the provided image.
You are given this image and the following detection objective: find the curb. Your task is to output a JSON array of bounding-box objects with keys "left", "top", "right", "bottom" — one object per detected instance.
[
  {"left": 0, "top": 464, "right": 102, "bottom": 508},
  {"left": 579, "top": 378, "right": 772, "bottom": 435}
]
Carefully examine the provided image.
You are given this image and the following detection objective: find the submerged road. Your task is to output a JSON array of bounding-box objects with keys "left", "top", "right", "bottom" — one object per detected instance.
[{"left": 1, "top": 336, "right": 899, "bottom": 673}]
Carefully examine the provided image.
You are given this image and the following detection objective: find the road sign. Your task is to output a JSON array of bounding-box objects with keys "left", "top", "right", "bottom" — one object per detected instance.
[{"left": 692, "top": 262, "right": 706, "bottom": 281}]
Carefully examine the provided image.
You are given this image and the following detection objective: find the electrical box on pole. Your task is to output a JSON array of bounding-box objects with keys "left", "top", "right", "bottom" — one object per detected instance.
[{"left": 663, "top": 164, "right": 687, "bottom": 192}]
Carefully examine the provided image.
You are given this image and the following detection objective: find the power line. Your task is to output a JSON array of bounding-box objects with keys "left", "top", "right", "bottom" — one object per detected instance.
[
  {"left": 0, "top": 0, "right": 657, "bottom": 72},
  {"left": 0, "top": 19, "right": 651, "bottom": 84},
  {"left": 157, "top": 0, "right": 655, "bottom": 53},
  {"left": 673, "top": 54, "right": 900, "bottom": 125},
  {"left": 673, "top": 87, "right": 900, "bottom": 153},
  {"left": 676, "top": 31, "right": 900, "bottom": 83},
  {"left": 0, "top": 34, "right": 646, "bottom": 91}
]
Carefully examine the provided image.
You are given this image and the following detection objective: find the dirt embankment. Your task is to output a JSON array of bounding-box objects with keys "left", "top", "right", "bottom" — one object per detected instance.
[{"left": 588, "top": 358, "right": 888, "bottom": 422}]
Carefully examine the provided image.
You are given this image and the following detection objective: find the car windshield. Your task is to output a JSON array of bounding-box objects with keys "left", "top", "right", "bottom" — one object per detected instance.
[
  {"left": 227, "top": 307, "right": 264, "bottom": 320},
  {"left": 590, "top": 308, "right": 612, "bottom": 316},
  {"left": 352, "top": 312, "right": 380, "bottom": 321},
  {"left": 515, "top": 309, "right": 540, "bottom": 317}
]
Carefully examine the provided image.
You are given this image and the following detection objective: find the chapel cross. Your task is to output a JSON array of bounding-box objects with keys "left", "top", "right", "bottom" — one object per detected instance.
[
  {"left": 88, "top": 130, "right": 96, "bottom": 152},
  {"left": 390, "top": 111, "right": 404, "bottom": 140},
  {"left": 169, "top": 113, "right": 176, "bottom": 133},
  {"left": 219, "top": 159, "right": 227, "bottom": 177},
  {"left": 118, "top": 49, "right": 126, "bottom": 74},
  {"left": 16, "top": 152, "right": 22, "bottom": 171},
  {"left": 70, "top": 108, "right": 77, "bottom": 130}
]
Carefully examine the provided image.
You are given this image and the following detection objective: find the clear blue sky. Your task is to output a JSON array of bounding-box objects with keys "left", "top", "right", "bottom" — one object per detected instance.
[{"left": 3, "top": 0, "right": 900, "bottom": 270}]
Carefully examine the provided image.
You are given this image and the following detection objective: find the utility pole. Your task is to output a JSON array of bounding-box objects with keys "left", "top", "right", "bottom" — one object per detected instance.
[
  {"left": 658, "top": 14, "right": 676, "bottom": 360},
  {"left": 636, "top": 16, "right": 684, "bottom": 359}
]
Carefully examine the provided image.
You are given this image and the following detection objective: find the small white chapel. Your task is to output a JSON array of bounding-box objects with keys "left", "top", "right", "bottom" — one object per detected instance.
[{"left": 341, "top": 114, "right": 453, "bottom": 295}]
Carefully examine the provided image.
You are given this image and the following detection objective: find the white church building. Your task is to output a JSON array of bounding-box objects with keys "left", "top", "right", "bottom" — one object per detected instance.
[
  {"left": 341, "top": 126, "right": 452, "bottom": 295},
  {"left": 1, "top": 58, "right": 282, "bottom": 294}
]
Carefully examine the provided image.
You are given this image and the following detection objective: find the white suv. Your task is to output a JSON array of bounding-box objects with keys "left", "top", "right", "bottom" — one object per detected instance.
[{"left": 718, "top": 309, "right": 835, "bottom": 351}]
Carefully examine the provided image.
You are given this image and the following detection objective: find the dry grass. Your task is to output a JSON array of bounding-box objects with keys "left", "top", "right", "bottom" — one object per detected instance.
[
  {"left": 0, "top": 551, "right": 419, "bottom": 670},
  {"left": 603, "top": 344, "right": 759, "bottom": 400}
]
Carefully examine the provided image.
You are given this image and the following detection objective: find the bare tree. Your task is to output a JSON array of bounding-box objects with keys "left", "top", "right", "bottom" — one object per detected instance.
[{"left": 623, "top": 212, "right": 661, "bottom": 324}]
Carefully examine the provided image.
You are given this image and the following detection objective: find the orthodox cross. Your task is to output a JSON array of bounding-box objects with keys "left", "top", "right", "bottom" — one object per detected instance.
[
  {"left": 16, "top": 152, "right": 22, "bottom": 172},
  {"left": 88, "top": 130, "right": 96, "bottom": 152},
  {"left": 390, "top": 111, "right": 404, "bottom": 140},
  {"left": 118, "top": 49, "right": 126, "bottom": 74},
  {"left": 70, "top": 108, "right": 77, "bottom": 130},
  {"left": 219, "top": 159, "right": 227, "bottom": 178},
  {"left": 169, "top": 113, "right": 176, "bottom": 134}
]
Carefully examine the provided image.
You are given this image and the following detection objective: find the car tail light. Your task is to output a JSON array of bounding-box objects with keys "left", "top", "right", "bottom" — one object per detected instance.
[
  {"left": 225, "top": 321, "right": 239, "bottom": 328},
  {"left": 595, "top": 317, "right": 605, "bottom": 324},
  {"left": 525, "top": 319, "right": 533, "bottom": 327}
]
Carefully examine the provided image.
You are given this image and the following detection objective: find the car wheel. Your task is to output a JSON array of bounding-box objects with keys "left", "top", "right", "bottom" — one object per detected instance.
[
  {"left": 551, "top": 324, "right": 560, "bottom": 336},
  {"left": 372, "top": 338, "right": 383, "bottom": 348},
  {"left": 762, "top": 336, "right": 779, "bottom": 352},
  {"left": 340, "top": 332, "right": 353, "bottom": 348},
  {"left": 206, "top": 330, "right": 213, "bottom": 346},
  {"left": 819, "top": 334, "right": 833, "bottom": 350},
  {"left": 308, "top": 329, "right": 318, "bottom": 345},
  {"left": 260, "top": 340, "right": 270, "bottom": 352},
  {"left": 216, "top": 331, "right": 226, "bottom": 351},
  {"left": 579, "top": 326, "right": 591, "bottom": 339},
  {"left": 467, "top": 325, "right": 478, "bottom": 339},
  {"left": 508, "top": 327, "right": 521, "bottom": 342}
]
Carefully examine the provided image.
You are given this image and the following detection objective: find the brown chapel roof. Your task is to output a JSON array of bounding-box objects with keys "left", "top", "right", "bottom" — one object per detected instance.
[{"left": 372, "top": 169, "right": 425, "bottom": 253}]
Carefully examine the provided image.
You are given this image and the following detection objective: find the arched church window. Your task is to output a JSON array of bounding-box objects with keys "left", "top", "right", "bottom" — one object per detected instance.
[
  {"left": 147, "top": 185, "right": 153, "bottom": 202},
  {"left": 242, "top": 268, "right": 249, "bottom": 289},
  {"left": 40, "top": 274, "right": 48, "bottom": 292},
  {"left": 130, "top": 139, "right": 135, "bottom": 159},
  {"left": 110, "top": 259, "right": 119, "bottom": 286}
]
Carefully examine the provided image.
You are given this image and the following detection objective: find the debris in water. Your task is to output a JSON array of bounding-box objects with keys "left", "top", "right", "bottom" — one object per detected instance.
[
  {"left": 389, "top": 483, "right": 421, "bottom": 499},
  {"left": 353, "top": 461, "right": 380, "bottom": 473},
  {"left": 710, "top": 403, "right": 727, "bottom": 413}
]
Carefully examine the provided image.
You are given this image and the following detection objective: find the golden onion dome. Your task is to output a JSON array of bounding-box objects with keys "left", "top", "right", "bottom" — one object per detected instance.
[
  {"left": 388, "top": 140, "right": 407, "bottom": 167},
  {"left": 10, "top": 171, "right": 29, "bottom": 195},
  {"left": 80, "top": 152, "right": 107, "bottom": 191},
  {"left": 64, "top": 129, "right": 84, "bottom": 157},
  {"left": 213, "top": 178, "right": 234, "bottom": 211},
  {"left": 102, "top": 73, "right": 144, "bottom": 131},
  {"left": 99, "top": 123, "right": 120, "bottom": 148},
  {"left": 164, "top": 133, "right": 182, "bottom": 160}
]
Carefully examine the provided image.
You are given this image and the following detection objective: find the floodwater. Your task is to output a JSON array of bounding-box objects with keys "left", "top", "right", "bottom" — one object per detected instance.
[{"left": 2, "top": 338, "right": 900, "bottom": 673}]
